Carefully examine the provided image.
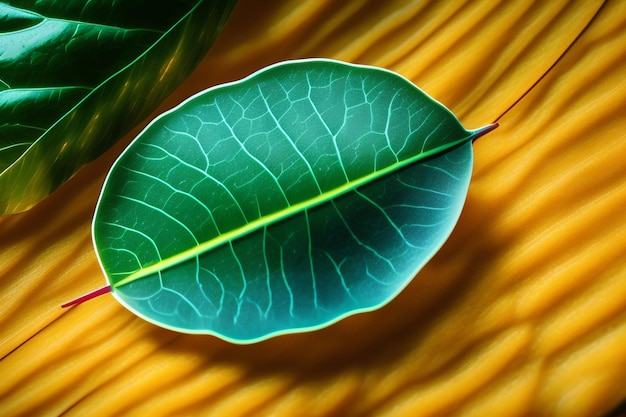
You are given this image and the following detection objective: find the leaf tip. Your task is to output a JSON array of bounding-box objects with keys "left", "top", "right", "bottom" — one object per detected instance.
[
  {"left": 61, "top": 285, "right": 112, "bottom": 308},
  {"left": 471, "top": 123, "right": 499, "bottom": 142}
]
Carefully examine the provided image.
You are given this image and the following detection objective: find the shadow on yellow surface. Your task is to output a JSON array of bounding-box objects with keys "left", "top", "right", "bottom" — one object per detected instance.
[{"left": 2, "top": 1, "right": 626, "bottom": 416}]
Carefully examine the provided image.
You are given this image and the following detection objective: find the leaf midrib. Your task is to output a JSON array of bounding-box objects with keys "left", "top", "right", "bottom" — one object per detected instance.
[{"left": 112, "top": 132, "right": 479, "bottom": 289}]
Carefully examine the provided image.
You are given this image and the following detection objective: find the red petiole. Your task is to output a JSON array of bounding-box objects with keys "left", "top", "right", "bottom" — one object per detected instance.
[{"left": 61, "top": 285, "right": 112, "bottom": 308}]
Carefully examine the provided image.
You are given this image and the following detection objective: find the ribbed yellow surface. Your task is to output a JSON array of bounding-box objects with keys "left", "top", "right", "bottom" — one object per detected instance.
[{"left": 1, "top": 1, "right": 625, "bottom": 416}]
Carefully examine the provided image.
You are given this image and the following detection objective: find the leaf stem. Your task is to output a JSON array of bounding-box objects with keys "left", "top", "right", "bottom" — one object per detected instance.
[{"left": 61, "top": 285, "right": 112, "bottom": 308}]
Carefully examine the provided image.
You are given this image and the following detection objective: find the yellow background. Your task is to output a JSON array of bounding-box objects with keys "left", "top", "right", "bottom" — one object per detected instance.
[{"left": 2, "top": 1, "right": 625, "bottom": 416}]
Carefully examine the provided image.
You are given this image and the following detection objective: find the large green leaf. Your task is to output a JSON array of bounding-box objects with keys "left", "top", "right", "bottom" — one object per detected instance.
[
  {"left": 0, "top": 0, "right": 237, "bottom": 215},
  {"left": 92, "top": 59, "right": 495, "bottom": 343}
]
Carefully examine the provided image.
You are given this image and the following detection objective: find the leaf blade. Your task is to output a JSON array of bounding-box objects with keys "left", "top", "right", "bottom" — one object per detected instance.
[
  {"left": 93, "top": 59, "right": 487, "bottom": 342},
  {"left": 0, "top": 0, "right": 237, "bottom": 214}
]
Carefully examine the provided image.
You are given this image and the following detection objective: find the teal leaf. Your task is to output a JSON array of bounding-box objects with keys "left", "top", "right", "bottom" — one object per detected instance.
[
  {"left": 92, "top": 59, "right": 495, "bottom": 343},
  {"left": 0, "top": 0, "right": 237, "bottom": 215}
]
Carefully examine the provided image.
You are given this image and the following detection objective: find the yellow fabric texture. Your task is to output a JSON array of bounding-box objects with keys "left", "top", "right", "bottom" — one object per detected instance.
[{"left": 1, "top": 1, "right": 625, "bottom": 416}]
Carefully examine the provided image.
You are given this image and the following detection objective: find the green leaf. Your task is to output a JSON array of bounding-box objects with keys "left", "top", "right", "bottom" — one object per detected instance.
[
  {"left": 0, "top": 0, "right": 237, "bottom": 215},
  {"left": 92, "top": 59, "right": 495, "bottom": 343}
]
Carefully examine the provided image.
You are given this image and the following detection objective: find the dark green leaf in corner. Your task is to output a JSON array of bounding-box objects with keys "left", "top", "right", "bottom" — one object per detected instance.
[
  {"left": 89, "top": 59, "right": 497, "bottom": 343},
  {"left": 0, "top": 0, "right": 237, "bottom": 215}
]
